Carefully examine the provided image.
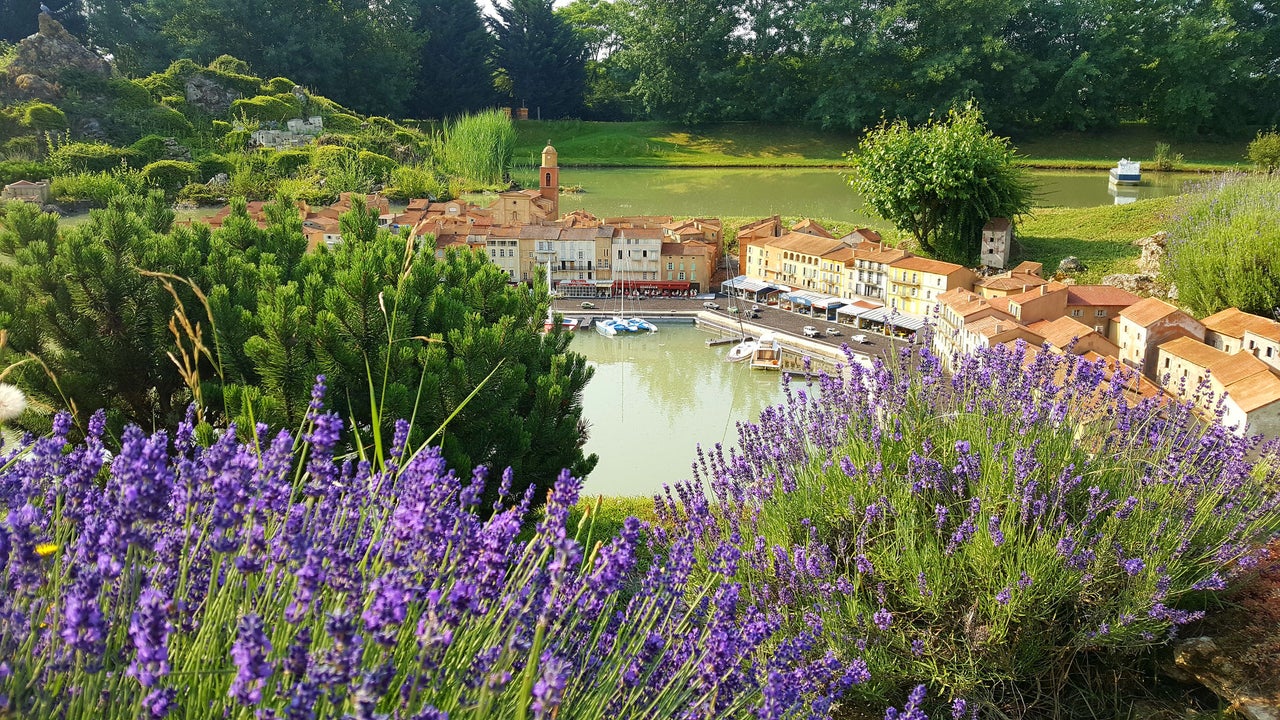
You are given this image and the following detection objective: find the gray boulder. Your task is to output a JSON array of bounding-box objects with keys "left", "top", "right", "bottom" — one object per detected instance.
[
  {"left": 1057, "top": 256, "right": 1086, "bottom": 274},
  {"left": 184, "top": 74, "right": 242, "bottom": 116},
  {"left": 7, "top": 15, "right": 109, "bottom": 83}
]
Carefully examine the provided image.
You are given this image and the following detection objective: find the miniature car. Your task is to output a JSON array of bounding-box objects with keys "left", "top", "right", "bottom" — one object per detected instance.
[
  {"left": 803, "top": 326, "right": 819, "bottom": 337},
  {"left": 825, "top": 327, "right": 841, "bottom": 336},
  {"left": 703, "top": 302, "right": 720, "bottom": 310},
  {"left": 580, "top": 301, "right": 596, "bottom": 309}
]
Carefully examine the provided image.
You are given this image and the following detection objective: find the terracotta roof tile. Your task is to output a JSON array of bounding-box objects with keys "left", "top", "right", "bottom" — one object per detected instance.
[
  {"left": 1219, "top": 370, "right": 1280, "bottom": 413},
  {"left": 1158, "top": 336, "right": 1228, "bottom": 369},
  {"left": 1066, "top": 285, "right": 1142, "bottom": 307},
  {"left": 890, "top": 256, "right": 969, "bottom": 276},
  {"left": 1119, "top": 297, "right": 1181, "bottom": 327},
  {"left": 1203, "top": 307, "right": 1280, "bottom": 341}
]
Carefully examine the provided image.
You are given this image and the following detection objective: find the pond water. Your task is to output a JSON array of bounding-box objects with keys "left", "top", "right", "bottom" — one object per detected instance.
[
  {"left": 571, "top": 322, "right": 785, "bottom": 497},
  {"left": 523, "top": 167, "right": 1196, "bottom": 223}
]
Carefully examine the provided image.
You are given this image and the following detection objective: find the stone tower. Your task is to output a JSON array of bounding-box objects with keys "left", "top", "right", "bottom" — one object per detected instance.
[{"left": 540, "top": 141, "right": 559, "bottom": 219}]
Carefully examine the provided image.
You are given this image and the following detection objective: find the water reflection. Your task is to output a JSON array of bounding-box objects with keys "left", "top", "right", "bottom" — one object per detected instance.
[{"left": 571, "top": 324, "right": 784, "bottom": 496}]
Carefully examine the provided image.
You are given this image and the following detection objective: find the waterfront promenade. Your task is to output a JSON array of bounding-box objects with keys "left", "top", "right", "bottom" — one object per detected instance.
[{"left": 550, "top": 296, "right": 910, "bottom": 365}]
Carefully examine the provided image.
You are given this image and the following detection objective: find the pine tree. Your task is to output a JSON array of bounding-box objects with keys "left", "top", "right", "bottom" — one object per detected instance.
[
  {"left": 407, "top": 0, "right": 496, "bottom": 119},
  {"left": 489, "top": 0, "right": 586, "bottom": 118}
]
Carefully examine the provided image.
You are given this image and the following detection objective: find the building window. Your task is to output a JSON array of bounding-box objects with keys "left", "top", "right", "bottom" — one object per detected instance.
[
  {"left": 667, "top": 262, "right": 674, "bottom": 270},
  {"left": 1164, "top": 358, "right": 1170, "bottom": 368},
  {"left": 678, "top": 272, "right": 685, "bottom": 280},
  {"left": 1094, "top": 325, "right": 1105, "bottom": 334},
  {"left": 1095, "top": 309, "right": 1107, "bottom": 317},
  {"left": 1071, "top": 309, "right": 1083, "bottom": 317}
]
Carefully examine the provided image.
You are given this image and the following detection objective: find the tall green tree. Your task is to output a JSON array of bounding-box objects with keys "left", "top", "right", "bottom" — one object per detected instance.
[
  {"left": 406, "top": 0, "right": 495, "bottom": 119},
  {"left": 489, "top": 0, "right": 586, "bottom": 118},
  {"left": 557, "top": 0, "right": 637, "bottom": 118},
  {"left": 848, "top": 106, "right": 1033, "bottom": 264},
  {"left": 613, "top": 0, "right": 738, "bottom": 123}
]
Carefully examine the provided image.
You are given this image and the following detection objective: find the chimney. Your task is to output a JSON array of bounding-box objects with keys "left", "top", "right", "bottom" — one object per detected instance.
[{"left": 1040, "top": 285, "right": 1047, "bottom": 296}]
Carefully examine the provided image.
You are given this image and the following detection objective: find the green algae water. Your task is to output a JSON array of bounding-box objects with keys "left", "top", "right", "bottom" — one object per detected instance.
[
  {"left": 482, "top": 167, "right": 1196, "bottom": 223},
  {"left": 571, "top": 323, "right": 786, "bottom": 497}
]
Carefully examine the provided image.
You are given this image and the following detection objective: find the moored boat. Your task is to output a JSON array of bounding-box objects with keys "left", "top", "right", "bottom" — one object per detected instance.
[
  {"left": 749, "top": 332, "right": 781, "bottom": 370},
  {"left": 726, "top": 339, "right": 759, "bottom": 362},
  {"left": 1108, "top": 158, "right": 1141, "bottom": 186}
]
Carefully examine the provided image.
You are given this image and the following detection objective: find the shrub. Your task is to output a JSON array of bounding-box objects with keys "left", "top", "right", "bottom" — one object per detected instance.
[
  {"left": 1247, "top": 130, "right": 1280, "bottom": 172},
  {"left": 49, "top": 142, "right": 137, "bottom": 173},
  {"left": 21, "top": 103, "right": 66, "bottom": 131},
  {"left": 212, "top": 120, "right": 233, "bottom": 135},
  {"left": 2, "top": 136, "right": 41, "bottom": 161},
  {"left": 356, "top": 149, "right": 397, "bottom": 181},
  {"left": 0, "top": 400, "right": 854, "bottom": 719},
  {"left": 1152, "top": 142, "right": 1184, "bottom": 171},
  {"left": 268, "top": 149, "right": 312, "bottom": 177},
  {"left": 313, "top": 144, "right": 357, "bottom": 170},
  {"left": 664, "top": 342, "right": 1280, "bottom": 714},
  {"left": 130, "top": 134, "right": 169, "bottom": 163},
  {"left": 195, "top": 153, "right": 234, "bottom": 181},
  {"left": 1164, "top": 173, "right": 1280, "bottom": 316},
  {"left": 141, "top": 159, "right": 198, "bottom": 195},
  {"left": 0, "top": 160, "right": 52, "bottom": 185},
  {"left": 231, "top": 96, "right": 297, "bottom": 123},
  {"left": 208, "top": 54, "right": 252, "bottom": 75},
  {"left": 324, "top": 112, "right": 363, "bottom": 133},
  {"left": 144, "top": 106, "right": 194, "bottom": 136},
  {"left": 107, "top": 77, "right": 156, "bottom": 111},
  {"left": 222, "top": 130, "right": 250, "bottom": 152},
  {"left": 366, "top": 115, "right": 398, "bottom": 132},
  {"left": 263, "top": 76, "right": 296, "bottom": 94},
  {"left": 176, "top": 181, "right": 223, "bottom": 204},
  {"left": 385, "top": 164, "right": 444, "bottom": 202},
  {"left": 50, "top": 171, "right": 138, "bottom": 206},
  {"left": 137, "top": 71, "right": 182, "bottom": 98}
]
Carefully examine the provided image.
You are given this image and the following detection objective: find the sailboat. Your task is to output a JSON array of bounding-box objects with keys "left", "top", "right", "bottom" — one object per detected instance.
[
  {"left": 597, "top": 255, "right": 656, "bottom": 336},
  {"left": 543, "top": 261, "right": 579, "bottom": 332}
]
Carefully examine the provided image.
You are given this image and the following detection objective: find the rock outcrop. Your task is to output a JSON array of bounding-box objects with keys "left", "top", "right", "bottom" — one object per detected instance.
[
  {"left": 184, "top": 74, "right": 242, "bottom": 116},
  {"left": 1135, "top": 231, "right": 1169, "bottom": 276},
  {"left": 6, "top": 14, "right": 109, "bottom": 88},
  {"left": 1057, "top": 256, "right": 1086, "bottom": 274}
]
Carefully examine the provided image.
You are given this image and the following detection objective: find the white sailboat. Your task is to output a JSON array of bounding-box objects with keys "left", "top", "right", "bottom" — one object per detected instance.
[{"left": 597, "top": 255, "right": 655, "bottom": 337}]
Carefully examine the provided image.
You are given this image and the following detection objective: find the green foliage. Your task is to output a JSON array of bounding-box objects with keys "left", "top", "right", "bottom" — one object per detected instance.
[
  {"left": 108, "top": 78, "right": 157, "bottom": 111},
  {"left": 49, "top": 142, "right": 138, "bottom": 173},
  {"left": 1247, "top": 131, "right": 1280, "bottom": 172},
  {"left": 50, "top": 171, "right": 145, "bottom": 206},
  {"left": 146, "top": 105, "right": 194, "bottom": 134},
  {"left": 406, "top": 0, "right": 496, "bottom": 120},
  {"left": 195, "top": 153, "right": 235, "bottom": 181},
  {"left": 385, "top": 163, "right": 445, "bottom": 201},
  {"left": 212, "top": 120, "right": 232, "bottom": 135},
  {"left": 231, "top": 95, "right": 299, "bottom": 123},
  {"left": 0, "top": 160, "right": 53, "bottom": 185},
  {"left": 491, "top": 0, "right": 587, "bottom": 118},
  {"left": 0, "top": 189, "right": 597, "bottom": 505},
  {"left": 221, "top": 130, "right": 250, "bottom": 152},
  {"left": 263, "top": 76, "right": 297, "bottom": 94},
  {"left": 176, "top": 181, "right": 224, "bottom": 205},
  {"left": 21, "top": 103, "right": 67, "bottom": 131},
  {"left": 324, "top": 112, "right": 364, "bottom": 133},
  {"left": 357, "top": 150, "right": 397, "bottom": 181},
  {"left": 140, "top": 159, "right": 198, "bottom": 196},
  {"left": 135, "top": 72, "right": 182, "bottom": 98},
  {"left": 2, "top": 136, "right": 41, "bottom": 161},
  {"left": 1152, "top": 142, "right": 1184, "bottom": 171},
  {"left": 268, "top": 149, "right": 313, "bottom": 177},
  {"left": 848, "top": 106, "right": 1033, "bottom": 264},
  {"left": 129, "top": 134, "right": 170, "bottom": 163},
  {"left": 208, "top": 54, "right": 252, "bottom": 76},
  {"left": 1164, "top": 174, "right": 1280, "bottom": 318},
  {"left": 439, "top": 109, "right": 516, "bottom": 187}
]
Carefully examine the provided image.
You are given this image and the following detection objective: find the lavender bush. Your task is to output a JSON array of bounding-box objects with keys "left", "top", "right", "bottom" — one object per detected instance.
[
  {"left": 0, "top": 380, "right": 857, "bottom": 719},
  {"left": 660, "top": 342, "right": 1280, "bottom": 715}
]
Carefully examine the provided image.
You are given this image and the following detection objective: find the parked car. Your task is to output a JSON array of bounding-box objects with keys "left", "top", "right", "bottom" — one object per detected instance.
[
  {"left": 825, "top": 327, "right": 841, "bottom": 336},
  {"left": 803, "top": 326, "right": 819, "bottom": 337},
  {"left": 851, "top": 334, "right": 870, "bottom": 344},
  {"left": 703, "top": 302, "right": 720, "bottom": 310},
  {"left": 580, "top": 301, "right": 596, "bottom": 309},
  {"left": 751, "top": 305, "right": 761, "bottom": 312}
]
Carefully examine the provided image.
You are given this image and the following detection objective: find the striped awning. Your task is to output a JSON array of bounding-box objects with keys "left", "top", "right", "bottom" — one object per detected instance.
[
  {"left": 782, "top": 290, "right": 832, "bottom": 307},
  {"left": 860, "top": 308, "right": 927, "bottom": 330},
  {"left": 722, "top": 275, "right": 773, "bottom": 293}
]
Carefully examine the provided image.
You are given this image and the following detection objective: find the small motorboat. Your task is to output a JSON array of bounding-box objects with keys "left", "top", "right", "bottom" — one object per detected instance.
[
  {"left": 1109, "top": 159, "right": 1141, "bottom": 185},
  {"left": 750, "top": 332, "right": 781, "bottom": 371},
  {"left": 543, "top": 316, "right": 579, "bottom": 332},
  {"left": 725, "top": 339, "right": 759, "bottom": 362}
]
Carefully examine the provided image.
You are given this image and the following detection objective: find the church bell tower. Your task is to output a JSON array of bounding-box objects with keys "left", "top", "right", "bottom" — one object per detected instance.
[{"left": 540, "top": 141, "right": 559, "bottom": 219}]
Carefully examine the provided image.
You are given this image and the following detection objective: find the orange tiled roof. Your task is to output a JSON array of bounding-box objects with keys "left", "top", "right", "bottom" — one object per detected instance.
[
  {"left": 1066, "top": 285, "right": 1142, "bottom": 307},
  {"left": 1119, "top": 297, "right": 1182, "bottom": 327},
  {"left": 1203, "top": 307, "right": 1280, "bottom": 341},
  {"left": 1219, "top": 369, "right": 1280, "bottom": 413},
  {"left": 1158, "top": 335, "right": 1228, "bottom": 369},
  {"left": 890, "top": 255, "right": 968, "bottom": 276}
]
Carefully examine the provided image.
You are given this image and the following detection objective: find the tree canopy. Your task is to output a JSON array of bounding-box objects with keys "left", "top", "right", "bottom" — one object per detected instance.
[
  {"left": 0, "top": 192, "right": 596, "bottom": 507},
  {"left": 489, "top": 0, "right": 586, "bottom": 119},
  {"left": 848, "top": 106, "right": 1033, "bottom": 265}
]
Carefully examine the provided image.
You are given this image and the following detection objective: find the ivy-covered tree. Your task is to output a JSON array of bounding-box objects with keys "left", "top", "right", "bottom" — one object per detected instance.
[
  {"left": 406, "top": 0, "right": 496, "bottom": 119},
  {"left": 0, "top": 193, "right": 596, "bottom": 506},
  {"left": 490, "top": 0, "right": 586, "bottom": 118},
  {"left": 847, "top": 105, "right": 1033, "bottom": 265}
]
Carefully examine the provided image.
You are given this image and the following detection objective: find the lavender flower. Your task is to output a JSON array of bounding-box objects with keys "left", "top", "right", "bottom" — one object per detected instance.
[{"left": 230, "top": 614, "right": 273, "bottom": 705}]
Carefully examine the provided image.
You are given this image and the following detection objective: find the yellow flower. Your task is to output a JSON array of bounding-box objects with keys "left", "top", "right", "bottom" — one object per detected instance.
[{"left": 36, "top": 542, "right": 58, "bottom": 557}]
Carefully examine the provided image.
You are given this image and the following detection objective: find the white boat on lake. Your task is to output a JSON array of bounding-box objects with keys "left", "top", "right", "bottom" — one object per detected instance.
[
  {"left": 725, "top": 339, "right": 758, "bottom": 362},
  {"left": 1109, "top": 159, "right": 1141, "bottom": 186},
  {"left": 749, "top": 332, "right": 781, "bottom": 371}
]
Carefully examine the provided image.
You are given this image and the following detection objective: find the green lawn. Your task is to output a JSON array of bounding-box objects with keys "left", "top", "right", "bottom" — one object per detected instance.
[
  {"left": 1011, "top": 195, "right": 1181, "bottom": 282},
  {"left": 514, "top": 120, "right": 1251, "bottom": 171}
]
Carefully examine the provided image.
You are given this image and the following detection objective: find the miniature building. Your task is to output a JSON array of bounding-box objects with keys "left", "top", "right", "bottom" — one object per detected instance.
[
  {"left": 980, "top": 217, "right": 1013, "bottom": 269},
  {"left": 0, "top": 179, "right": 51, "bottom": 204},
  {"left": 1116, "top": 297, "right": 1206, "bottom": 378}
]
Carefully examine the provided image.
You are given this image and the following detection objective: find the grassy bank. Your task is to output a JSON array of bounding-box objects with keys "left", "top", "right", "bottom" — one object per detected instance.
[
  {"left": 514, "top": 120, "right": 1250, "bottom": 171},
  {"left": 1016, "top": 195, "right": 1179, "bottom": 282}
]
